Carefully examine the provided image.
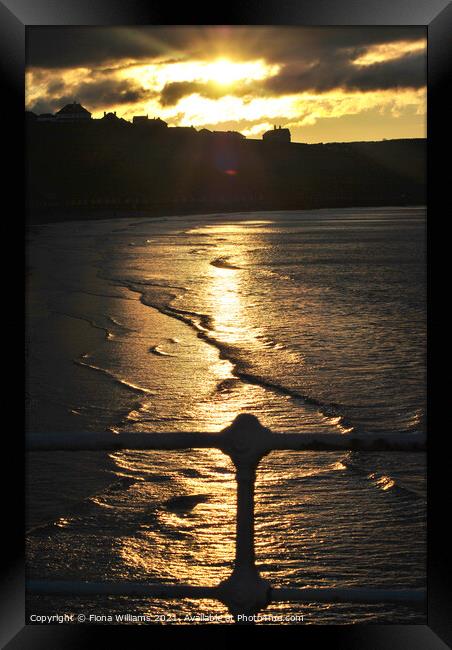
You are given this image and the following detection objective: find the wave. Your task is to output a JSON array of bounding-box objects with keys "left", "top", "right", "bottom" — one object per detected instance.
[
  {"left": 341, "top": 454, "right": 425, "bottom": 499},
  {"left": 216, "top": 377, "right": 240, "bottom": 393},
  {"left": 53, "top": 309, "right": 115, "bottom": 341},
  {"left": 165, "top": 307, "right": 352, "bottom": 430},
  {"left": 149, "top": 345, "right": 174, "bottom": 357},
  {"left": 75, "top": 355, "right": 155, "bottom": 396},
  {"left": 210, "top": 256, "right": 242, "bottom": 270},
  {"left": 66, "top": 288, "right": 137, "bottom": 302},
  {"left": 108, "top": 316, "right": 136, "bottom": 333},
  {"left": 163, "top": 494, "right": 210, "bottom": 514},
  {"left": 97, "top": 271, "right": 420, "bottom": 438},
  {"left": 110, "top": 279, "right": 355, "bottom": 433}
]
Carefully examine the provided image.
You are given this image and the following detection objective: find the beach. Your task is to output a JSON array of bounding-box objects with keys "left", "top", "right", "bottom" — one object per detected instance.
[{"left": 26, "top": 207, "right": 426, "bottom": 623}]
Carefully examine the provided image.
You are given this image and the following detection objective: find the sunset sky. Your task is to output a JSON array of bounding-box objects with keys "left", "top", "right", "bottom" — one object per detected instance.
[{"left": 26, "top": 26, "right": 426, "bottom": 143}]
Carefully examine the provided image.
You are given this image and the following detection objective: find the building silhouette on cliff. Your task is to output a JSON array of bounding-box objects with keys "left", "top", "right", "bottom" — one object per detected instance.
[
  {"left": 263, "top": 125, "right": 291, "bottom": 143},
  {"left": 55, "top": 102, "right": 92, "bottom": 122},
  {"left": 27, "top": 101, "right": 292, "bottom": 143}
]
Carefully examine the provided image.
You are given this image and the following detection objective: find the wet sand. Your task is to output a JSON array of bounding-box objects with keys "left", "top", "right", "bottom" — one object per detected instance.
[{"left": 26, "top": 451, "right": 117, "bottom": 530}]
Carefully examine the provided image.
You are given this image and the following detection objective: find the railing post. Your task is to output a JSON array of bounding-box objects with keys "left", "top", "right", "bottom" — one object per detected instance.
[
  {"left": 235, "top": 460, "right": 257, "bottom": 571},
  {"left": 218, "top": 414, "right": 272, "bottom": 623}
]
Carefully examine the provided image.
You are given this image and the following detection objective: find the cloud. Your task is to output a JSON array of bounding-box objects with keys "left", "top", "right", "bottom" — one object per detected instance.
[
  {"left": 74, "top": 78, "right": 151, "bottom": 105},
  {"left": 28, "top": 77, "right": 153, "bottom": 114},
  {"left": 156, "top": 50, "right": 425, "bottom": 107},
  {"left": 27, "top": 26, "right": 426, "bottom": 69},
  {"left": 26, "top": 26, "right": 213, "bottom": 69},
  {"left": 160, "top": 80, "right": 252, "bottom": 106},
  {"left": 261, "top": 51, "right": 426, "bottom": 95}
]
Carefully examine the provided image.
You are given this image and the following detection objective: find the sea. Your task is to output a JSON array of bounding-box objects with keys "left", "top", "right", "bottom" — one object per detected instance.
[{"left": 26, "top": 206, "right": 426, "bottom": 624}]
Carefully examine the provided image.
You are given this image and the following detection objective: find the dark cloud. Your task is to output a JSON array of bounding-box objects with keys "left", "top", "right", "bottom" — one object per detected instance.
[
  {"left": 27, "top": 26, "right": 212, "bottom": 69},
  {"left": 75, "top": 78, "right": 151, "bottom": 105},
  {"left": 29, "top": 98, "right": 57, "bottom": 115},
  {"left": 157, "top": 50, "right": 425, "bottom": 106},
  {"left": 47, "top": 80, "right": 66, "bottom": 95},
  {"left": 27, "top": 26, "right": 425, "bottom": 69},
  {"left": 262, "top": 51, "right": 426, "bottom": 95},
  {"left": 29, "top": 78, "right": 153, "bottom": 114},
  {"left": 160, "top": 80, "right": 243, "bottom": 106}
]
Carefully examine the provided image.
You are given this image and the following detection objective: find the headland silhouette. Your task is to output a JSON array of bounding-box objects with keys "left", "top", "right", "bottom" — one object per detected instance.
[{"left": 26, "top": 102, "right": 426, "bottom": 223}]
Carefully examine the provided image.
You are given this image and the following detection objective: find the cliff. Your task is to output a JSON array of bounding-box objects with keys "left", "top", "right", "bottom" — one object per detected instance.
[{"left": 26, "top": 121, "right": 426, "bottom": 222}]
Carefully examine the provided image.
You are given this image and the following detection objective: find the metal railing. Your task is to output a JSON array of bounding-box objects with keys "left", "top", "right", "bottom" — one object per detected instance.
[{"left": 27, "top": 413, "right": 426, "bottom": 622}]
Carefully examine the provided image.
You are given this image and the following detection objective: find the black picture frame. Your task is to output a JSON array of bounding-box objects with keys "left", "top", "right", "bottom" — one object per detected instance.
[{"left": 4, "top": 0, "right": 450, "bottom": 646}]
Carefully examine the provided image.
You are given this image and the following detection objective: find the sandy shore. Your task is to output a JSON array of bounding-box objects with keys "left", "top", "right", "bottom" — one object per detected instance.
[{"left": 26, "top": 263, "right": 127, "bottom": 529}]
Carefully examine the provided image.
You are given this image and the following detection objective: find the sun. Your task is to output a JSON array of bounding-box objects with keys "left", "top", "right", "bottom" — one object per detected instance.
[{"left": 209, "top": 58, "right": 246, "bottom": 86}]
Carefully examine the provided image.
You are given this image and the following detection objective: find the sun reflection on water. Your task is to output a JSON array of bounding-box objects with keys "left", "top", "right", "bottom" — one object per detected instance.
[
  {"left": 115, "top": 448, "right": 237, "bottom": 585},
  {"left": 208, "top": 264, "right": 243, "bottom": 339}
]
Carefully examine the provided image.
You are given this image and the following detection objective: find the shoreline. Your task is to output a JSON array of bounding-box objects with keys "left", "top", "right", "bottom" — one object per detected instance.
[{"left": 27, "top": 202, "right": 427, "bottom": 227}]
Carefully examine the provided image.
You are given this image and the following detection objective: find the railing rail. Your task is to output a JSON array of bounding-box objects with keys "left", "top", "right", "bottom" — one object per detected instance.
[{"left": 27, "top": 414, "right": 426, "bottom": 622}]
